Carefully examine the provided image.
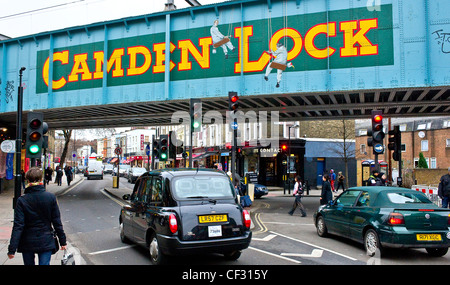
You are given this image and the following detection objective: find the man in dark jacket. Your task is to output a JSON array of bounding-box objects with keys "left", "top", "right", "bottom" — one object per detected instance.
[
  {"left": 438, "top": 167, "right": 450, "bottom": 208},
  {"left": 7, "top": 167, "right": 67, "bottom": 265}
]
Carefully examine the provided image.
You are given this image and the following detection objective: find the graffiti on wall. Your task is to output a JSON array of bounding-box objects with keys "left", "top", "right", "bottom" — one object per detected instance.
[
  {"left": 0, "top": 79, "right": 15, "bottom": 104},
  {"left": 432, "top": 29, "right": 450, "bottom": 54}
]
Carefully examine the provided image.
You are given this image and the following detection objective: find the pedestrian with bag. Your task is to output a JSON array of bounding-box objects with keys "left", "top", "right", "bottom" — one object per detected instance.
[
  {"left": 55, "top": 166, "right": 63, "bottom": 186},
  {"left": 288, "top": 176, "right": 307, "bottom": 217},
  {"left": 336, "top": 171, "right": 346, "bottom": 192},
  {"left": 438, "top": 167, "right": 450, "bottom": 208},
  {"left": 7, "top": 167, "right": 67, "bottom": 265},
  {"left": 320, "top": 174, "right": 333, "bottom": 205},
  {"left": 64, "top": 165, "right": 73, "bottom": 186}
]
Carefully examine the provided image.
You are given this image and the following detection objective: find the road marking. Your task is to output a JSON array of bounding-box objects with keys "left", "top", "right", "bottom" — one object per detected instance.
[
  {"left": 281, "top": 249, "right": 324, "bottom": 258},
  {"left": 100, "top": 189, "right": 127, "bottom": 207},
  {"left": 270, "top": 231, "right": 358, "bottom": 261},
  {"left": 88, "top": 245, "right": 135, "bottom": 256},
  {"left": 253, "top": 213, "right": 268, "bottom": 233},
  {"left": 249, "top": 246, "right": 301, "bottom": 264},
  {"left": 252, "top": 234, "right": 277, "bottom": 242}
]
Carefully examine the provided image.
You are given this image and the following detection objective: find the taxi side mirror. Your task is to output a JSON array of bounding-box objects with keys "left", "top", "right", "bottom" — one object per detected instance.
[{"left": 123, "top": 194, "right": 131, "bottom": 200}]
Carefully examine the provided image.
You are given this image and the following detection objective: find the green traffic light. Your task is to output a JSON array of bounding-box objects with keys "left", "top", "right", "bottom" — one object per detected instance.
[
  {"left": 160, "top": 153, "right": 167, "bottom": 159},
  {"left": 29, "top": 144, "right": 40, "bottom": 154},
  {"left": 193, "top": 121, "right": 200, "bottom": 128}
]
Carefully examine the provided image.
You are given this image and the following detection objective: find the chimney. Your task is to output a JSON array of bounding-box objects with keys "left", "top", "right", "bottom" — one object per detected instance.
[{"left": 164, "top": 0, "right": 177, "bottom": 11}]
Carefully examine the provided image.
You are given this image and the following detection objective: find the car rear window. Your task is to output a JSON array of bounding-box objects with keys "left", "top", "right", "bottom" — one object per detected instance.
[
  {"left": 387, "top": 192, "right": 432, "bottom": 204},
  {"left": 172, "top": 176, "right": 234, "bottom": 199}
]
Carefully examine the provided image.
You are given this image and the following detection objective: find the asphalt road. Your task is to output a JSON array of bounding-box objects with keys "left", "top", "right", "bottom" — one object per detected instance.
[{"left": 56, "top": 175, "right": 450, "bottom": 266}]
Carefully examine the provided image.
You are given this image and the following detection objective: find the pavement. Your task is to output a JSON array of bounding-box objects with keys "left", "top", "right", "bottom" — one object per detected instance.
[
  {"left": 0, "top": 173, "right": 329, "bottom": 265},
  {"left": 0, "top": 173, "right": 84, "bottom": 265}
]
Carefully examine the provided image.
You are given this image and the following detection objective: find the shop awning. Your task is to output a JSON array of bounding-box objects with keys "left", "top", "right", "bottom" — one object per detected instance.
[{"left": 110, "top": 157, "right": 118, "bottom": 164}]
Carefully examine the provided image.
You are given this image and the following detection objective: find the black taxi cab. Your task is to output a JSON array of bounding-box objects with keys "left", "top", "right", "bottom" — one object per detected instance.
[{"left": 119, "top": 168, "right": 252, "bottom": 264}]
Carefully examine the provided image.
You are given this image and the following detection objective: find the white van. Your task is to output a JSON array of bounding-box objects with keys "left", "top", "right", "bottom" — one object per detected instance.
[{"left": 87, "top": 160, "right": 103, "bottom": 180}]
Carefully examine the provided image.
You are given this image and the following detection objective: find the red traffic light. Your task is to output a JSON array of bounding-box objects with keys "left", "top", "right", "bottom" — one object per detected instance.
[
  {"left": 29, "top": 118, "right": 42, "bottom": 129},
  {"left": 231, "top": 95, "right": 239, "bottom": 103},
  {"left": 373, "top": 115, "right": 383, "bottom": 123},
  {"left": 281, "top": 145, "right": 287, "bottom": 151}
]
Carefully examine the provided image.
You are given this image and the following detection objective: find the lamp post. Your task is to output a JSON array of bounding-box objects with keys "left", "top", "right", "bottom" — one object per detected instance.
[
  {"left": 287, "top": 124, "right": 299, "bottom": 194},
  {"left": 13, "top": 67, "right": 26, "bottom": 209}
]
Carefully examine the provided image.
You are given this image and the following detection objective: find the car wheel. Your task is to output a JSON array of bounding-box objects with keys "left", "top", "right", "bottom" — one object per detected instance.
[
  {"left": 224, "top": 250, "right": 241, "bottom": 261},
  {"left": 119, "top": 221, "right": 130, "bottom": 244},
  {"left": 426, "top": 247, "right": 448, "bottom": 257},
  {"left": 149, "top": 234, "right": 167, "bottom": 265},
  {"left": 364, "top": 229, "right": 382, "bottom": 257},
  {"left": 316, "top": 216, "right": 328, "bottom": 237}
]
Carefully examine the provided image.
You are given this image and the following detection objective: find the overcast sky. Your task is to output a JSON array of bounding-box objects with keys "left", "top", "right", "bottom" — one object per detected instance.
[{"left": 0, "top": 0, "right": 226, "bottom": 38}]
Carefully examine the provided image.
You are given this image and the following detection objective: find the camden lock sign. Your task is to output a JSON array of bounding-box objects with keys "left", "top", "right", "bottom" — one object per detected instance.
[{"left": 36, "top": 5, "right": 393, "bottom": 94}]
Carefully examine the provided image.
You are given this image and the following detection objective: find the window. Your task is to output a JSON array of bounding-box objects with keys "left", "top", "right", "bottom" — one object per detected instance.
[
  {"left": 387, "top": 192, "right": 431, "bottom": 204},
  {"left": 335, "top": 190, "right": 361, "bottom": 207},
  {"left": 446, "top": 139, "right": 450, "bottom": 148},
  {"left": 360, "top": 144, "right": 366, "bottom": 154},
  {"left": 421, "top": 140, "right": 428, "bottom": 151},
  {"left": 172, "top": 176, "right": 234, "bottom": 199},
  {"left": 356, "top": 191, "right": 371, "bottom": 207},
  {"left": 430, "top": 157, "right": 437, "bottom": 169},
  {"left": 151, "top": 177, "right": 162, "bottom": 203},
  {"left": 401, "top": 144, "right": 406, "bottom": 152}
]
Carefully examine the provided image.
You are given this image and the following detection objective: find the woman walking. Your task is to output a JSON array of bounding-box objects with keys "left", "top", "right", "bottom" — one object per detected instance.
[
  {"left": 7, "top": 167, "right": 67, "bottom": 265},
  {"left": 288, "top": 176, "right": 307, "bottom": 217},
  {"left": 320, "top": 174, "right": 333, "bottom": 205},
  {"left": 336, "top": 171, "right": 345, "bottom": 192}
]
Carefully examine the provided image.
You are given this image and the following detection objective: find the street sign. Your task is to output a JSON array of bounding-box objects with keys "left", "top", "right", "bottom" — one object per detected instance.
[
  {"left": 0, "top": 140, "right": 15, "bottom": 153},
  {"left": 114, "top": 147, "right": 122, "bottom": 156},
  {"left": 373, "top": 143, "right": 384, "bottom": 153},
  {"left": 230, "top": 121, "right": 238, "bottom": 130},
  {"left": 145, "top": 144, "right": 150, "bottom": 155}
]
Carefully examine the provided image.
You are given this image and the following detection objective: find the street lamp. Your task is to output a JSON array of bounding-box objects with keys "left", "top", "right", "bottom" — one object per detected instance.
[{"left": 287, "top": 124, "right": 299, "bottom": 194}]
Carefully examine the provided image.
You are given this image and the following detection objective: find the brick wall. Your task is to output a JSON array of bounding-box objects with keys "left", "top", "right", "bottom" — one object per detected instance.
[{"left": 414, "top": 168, "right": 448, "bottom": 186}]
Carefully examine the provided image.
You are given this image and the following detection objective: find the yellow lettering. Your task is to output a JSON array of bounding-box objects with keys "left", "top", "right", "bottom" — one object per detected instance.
[
  {"left": 269, "top": 28, "right": 303, "bottom": 61},
  {"left": 152, "top": 42, "right": 176, "bottom": 73},
  {"left": 68, "top": 53, "right": 92, "bottom": 82},
  {"left": 178, "top": 37, "right": 212, "bottom": 71},
  {"left": 305, "top": 23, "right": 336, "bottom": 59},
  {"left": 234, "top": 26, "right": 271, "bottom": 73},
  {"left": 127, "top": 46, "right": 152, "bottom": 76},
  {"left": 340, "top": 18, "right": 378, "bottom": 57},
  {"left": 91, "top": 48, "right": 125, "bottom": 78},
  {"left": 42, "top": 50, "right": 69, "bottom": 89}
]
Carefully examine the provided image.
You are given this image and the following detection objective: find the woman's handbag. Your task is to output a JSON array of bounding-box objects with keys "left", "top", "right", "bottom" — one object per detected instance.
[
  {"left": 61, "top": 250, "right": 75, "bottom": 265},
  {"left": 51, "top": 231, "right": 60, "bottom": 254}
]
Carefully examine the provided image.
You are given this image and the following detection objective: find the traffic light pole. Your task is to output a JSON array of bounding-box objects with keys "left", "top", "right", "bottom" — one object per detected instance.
[
  {"left": 231, "top": 117, "right": 237, "bottom": 187},
  {"left": 14, "top": 67, "right": 26, "bottom": 209}
]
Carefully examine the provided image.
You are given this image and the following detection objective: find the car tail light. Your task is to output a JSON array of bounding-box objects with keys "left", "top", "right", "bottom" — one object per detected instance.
[
  {"left": 169, "top": 214, "right": 178, "bottom": 233},
  {"left": 243, "top": 210, "right": 251, "bottom": 229},
  {"left": 388, "top": 212, "right": 405, "bottom": 225}
]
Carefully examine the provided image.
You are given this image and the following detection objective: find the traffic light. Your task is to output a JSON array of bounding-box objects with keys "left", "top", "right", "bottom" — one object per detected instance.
[
  {"left": 159, "top": 134, "right": 169, "bottom": 161},
  {"left": 388, "top": 125, "right": 402, "bottom": 161},
  {"left": 190, "top": 99, "right": 202, "bottom": 132},
  {"left": 168, "top": 130, "right": 179, "bottom": 160},
  {"left": 368, "top": 110, "right": 385, "bottom": 154},
  {"left": 281, "top": 144, "right": 288, "bottom": 153},
  {"left": 25, "top": 112, "right": 47, "bottom": 159},
  {"left": 152, "top": 137, "right": 160, "bottom": 160},
  {"left": 228, "top": 91, "right": 239, "bottom": 113}
]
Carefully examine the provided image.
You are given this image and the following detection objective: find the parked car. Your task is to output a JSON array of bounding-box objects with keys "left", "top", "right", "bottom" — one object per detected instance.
[
  {"left": 87, "top": 160, "right": 103, "bottom": 180},
  {"left": 128, "top": 167, "right": 147, "bottom": 183},
  {"left": 118, "top": 165, "right": 130, "bottom": 177},
  {"left": 314, "top": 186, "right": 450, "bottom": 257},
  {"left": 103, "top": 164, "right": 114, "bottom": 174},
  {"left": 119, "top": 168, "right": 252, "bottom": 265},
  {"left": 238, "top": 182, "right": 268, "bottom": 199}
]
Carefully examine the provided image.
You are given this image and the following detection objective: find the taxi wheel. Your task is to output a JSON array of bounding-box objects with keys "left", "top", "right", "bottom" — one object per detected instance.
[
  {"left": 316, "top": 216, "right": 328, "bottom": 237},
  {"left": 149, "top": 234, "right": 167, "bottom": 265},
  {"left": 224, "top": 250, "right": 241, "bottom": 261},
  {"left": 364, "top": 229, "right": 382, "bottom": 257},
  {"left": 426, "top": 247, "right": 448, "bottom": 257},
  {"left": 119, "top": 221, "right": 130, "bottom": 244}
]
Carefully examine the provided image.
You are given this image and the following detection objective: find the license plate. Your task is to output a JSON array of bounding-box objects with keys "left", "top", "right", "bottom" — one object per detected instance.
[
  {"left": 416, "top": 234, "right": 442, "bottom": 241},
  {"left": 199, "top": 214, "right": 228, "bottom": 224},
  {"left": 208, "top": 225, "right": 222, "bottom": 237}
]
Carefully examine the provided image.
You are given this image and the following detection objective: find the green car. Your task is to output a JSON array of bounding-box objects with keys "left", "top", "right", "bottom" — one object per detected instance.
[{"left": 314, "top": 186, "right": 450, "bottom": 257}]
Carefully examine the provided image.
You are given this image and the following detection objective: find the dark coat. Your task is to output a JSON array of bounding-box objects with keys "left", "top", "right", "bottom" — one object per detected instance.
[
  {"left": 438, "top": 174, "right": 450, "bottom": 198},
  {"left": 321, "top": 181, "right": 333, "bottom": 205},
  {"left": 8, "top": 185, "right": 67, "bottom": 254}
]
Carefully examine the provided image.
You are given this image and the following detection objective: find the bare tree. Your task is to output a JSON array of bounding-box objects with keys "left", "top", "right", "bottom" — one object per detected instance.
[
  {"left": 59, "top": 129, "right": 72, "bottom": 167},
  {"left": 327, "top": 119, "right": 355, "bottom": 189}
]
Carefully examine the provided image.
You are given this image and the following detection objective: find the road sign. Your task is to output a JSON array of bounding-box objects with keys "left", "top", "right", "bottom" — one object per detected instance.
[
  {"left": 114, "top": 147, "right": 122, "bottom": 156},
  {"left": 230, "top": 121, "right": 238, "bottom": 130},
  {"left": 145, "top": 144, "right": 150, "bottom": 155},
  {"left": 0, "top": 140, "right": 15, "bottom": 153},
  {"left": 373, "top": 143, "right": 384, "bottom": 154}
]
